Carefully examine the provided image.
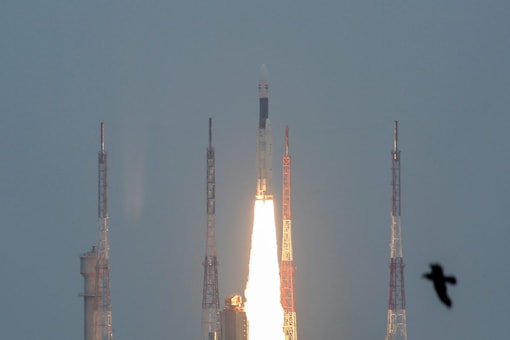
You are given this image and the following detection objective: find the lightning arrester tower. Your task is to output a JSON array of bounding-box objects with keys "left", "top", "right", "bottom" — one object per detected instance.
[
  {"left": 386, "top": 120, "right": 407, "bottom": 340},
  {"left": 80, "top": 122, "right": 113, "bottom": 340},
  {"left": 281, "top": 126, "right": 298, "bottom": 340},
  {"left": 202, "top": 118, "right": 221, "bottom": 340},
  {"left": 97, "top": 122, "right": 113, "bottom": 340}
]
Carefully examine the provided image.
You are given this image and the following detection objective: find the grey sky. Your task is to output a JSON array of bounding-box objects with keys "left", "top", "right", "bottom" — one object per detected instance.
[{"left": 1, "top": 1, "right": 509, "bottom": 339}]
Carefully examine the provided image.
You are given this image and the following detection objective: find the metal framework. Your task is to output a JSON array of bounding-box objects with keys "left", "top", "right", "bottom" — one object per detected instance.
[
  {"left": 386, "top": 120, "right": 407, "bottom": 340},
  {"left": 201, "top": 118, "right": 221, "bottom": 340},
  {"left": 280, "top": 126, "right": 298, "bottom": 340},
  {"left": 97, "top": 122, "right": 113, "bottom": 340}
]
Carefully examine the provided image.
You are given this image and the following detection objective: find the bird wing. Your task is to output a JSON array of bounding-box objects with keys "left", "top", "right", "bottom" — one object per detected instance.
[
  {"left": 434, "top": 281, "right": 452, "bottom": 307},
  {"left": 445, "top": 276, "right": 457, "bottom": 285}
]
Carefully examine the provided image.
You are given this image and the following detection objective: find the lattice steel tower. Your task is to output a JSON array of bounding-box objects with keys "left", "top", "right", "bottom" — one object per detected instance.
[
  {"left": 386, "top": 120, "right": 407, "bottom": 340},
  {"left": 280, "top": 126, "right": 298, "bottom": 340},
  {"left": 201, "top": 118, "right": 221, "bottom": 340},
  {"left": 80, "top": 122, "right": 113, "bottom": 340},
  {"left": 97, "top": 122, "right": 113, "bottom": 340}
]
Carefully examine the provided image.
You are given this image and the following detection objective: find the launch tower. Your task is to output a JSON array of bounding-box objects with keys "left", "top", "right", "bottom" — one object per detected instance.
[
  {"left": 280, "top": 127, "right": 298, "bottom": 340},
  {"left": 385, "top": 121, "right": 407, "bottom": 340},
  {"left": 201, "top": 118, "right": 221, "bottom": 340},
  {"left": 80, "top": 122, "right": 113, "bottom": 340}
]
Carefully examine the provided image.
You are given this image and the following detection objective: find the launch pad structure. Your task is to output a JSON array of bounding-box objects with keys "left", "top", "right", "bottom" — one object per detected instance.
[{"left": 200, "top": 65, "right": 299, "bottom": 340}]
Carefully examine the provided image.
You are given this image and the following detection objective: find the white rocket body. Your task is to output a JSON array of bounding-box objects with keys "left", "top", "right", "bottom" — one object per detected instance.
[{"left": 256, "top": 65, "right": 272, "bottom": 199}]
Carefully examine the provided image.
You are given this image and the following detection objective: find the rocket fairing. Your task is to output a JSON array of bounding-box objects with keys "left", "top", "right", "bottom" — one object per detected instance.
[{"left": 256, "top": 64, "right": 273, "bottom": 199}]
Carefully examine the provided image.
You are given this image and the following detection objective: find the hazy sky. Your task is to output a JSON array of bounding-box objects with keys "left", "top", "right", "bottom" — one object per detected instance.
[{"left": 1, "top": 1, "right": 509, "bottom": 339}]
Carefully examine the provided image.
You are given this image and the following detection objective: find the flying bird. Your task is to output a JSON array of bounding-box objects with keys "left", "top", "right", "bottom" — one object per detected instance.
[{"left": 423, "top": 263, "right": 457, "bottom": 308}]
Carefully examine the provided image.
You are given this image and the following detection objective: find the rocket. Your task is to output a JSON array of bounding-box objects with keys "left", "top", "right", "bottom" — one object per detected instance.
[{"left": 256, "top": 64, "right": 273, "bottom": 199}]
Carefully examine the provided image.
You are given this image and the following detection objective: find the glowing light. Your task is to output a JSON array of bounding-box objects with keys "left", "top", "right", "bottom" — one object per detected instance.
[{"left": 244, "top": 198, "right": 285, "bottom": 340}]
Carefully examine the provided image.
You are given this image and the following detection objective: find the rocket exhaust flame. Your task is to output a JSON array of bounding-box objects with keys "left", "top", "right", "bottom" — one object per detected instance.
[{"left": 244, "top": 198, "right": 285, "bottom": 340}]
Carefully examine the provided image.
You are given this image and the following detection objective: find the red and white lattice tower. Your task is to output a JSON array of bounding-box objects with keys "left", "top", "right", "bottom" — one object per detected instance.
[
  {"left": 280, "top": 126, "right": 298, "bottom": 340},
  {"left": 201, "top": 118, "right": 221, "bottom": 340},
  {"left": 386, "top": 120, "right": 407, "bottom": 340}
]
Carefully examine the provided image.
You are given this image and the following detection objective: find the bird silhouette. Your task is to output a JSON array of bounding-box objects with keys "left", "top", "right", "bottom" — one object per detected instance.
[{"left": 423, "top": 263, "right": 457, "bottom": 308}]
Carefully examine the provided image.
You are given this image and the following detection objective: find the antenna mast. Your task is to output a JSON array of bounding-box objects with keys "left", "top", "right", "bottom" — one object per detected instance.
[
  {"left": 386, "top": 120, "right": 407, "bottom": 340},
  {"left": 281, "top": 126, "right": 298, "bottom": 340},
  {"left": 201, "top": 118, "right": 221, "bottom": 340}
]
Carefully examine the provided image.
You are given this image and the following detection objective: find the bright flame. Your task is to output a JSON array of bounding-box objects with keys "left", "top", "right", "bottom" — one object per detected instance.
[{"left": 244, "top": 198, "right": 285, "bottom": 340}]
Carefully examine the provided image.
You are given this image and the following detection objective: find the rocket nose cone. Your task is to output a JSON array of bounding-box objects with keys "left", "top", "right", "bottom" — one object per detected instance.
[{"left": 259, "top": 64, "right": 269, "bottom": 84}]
